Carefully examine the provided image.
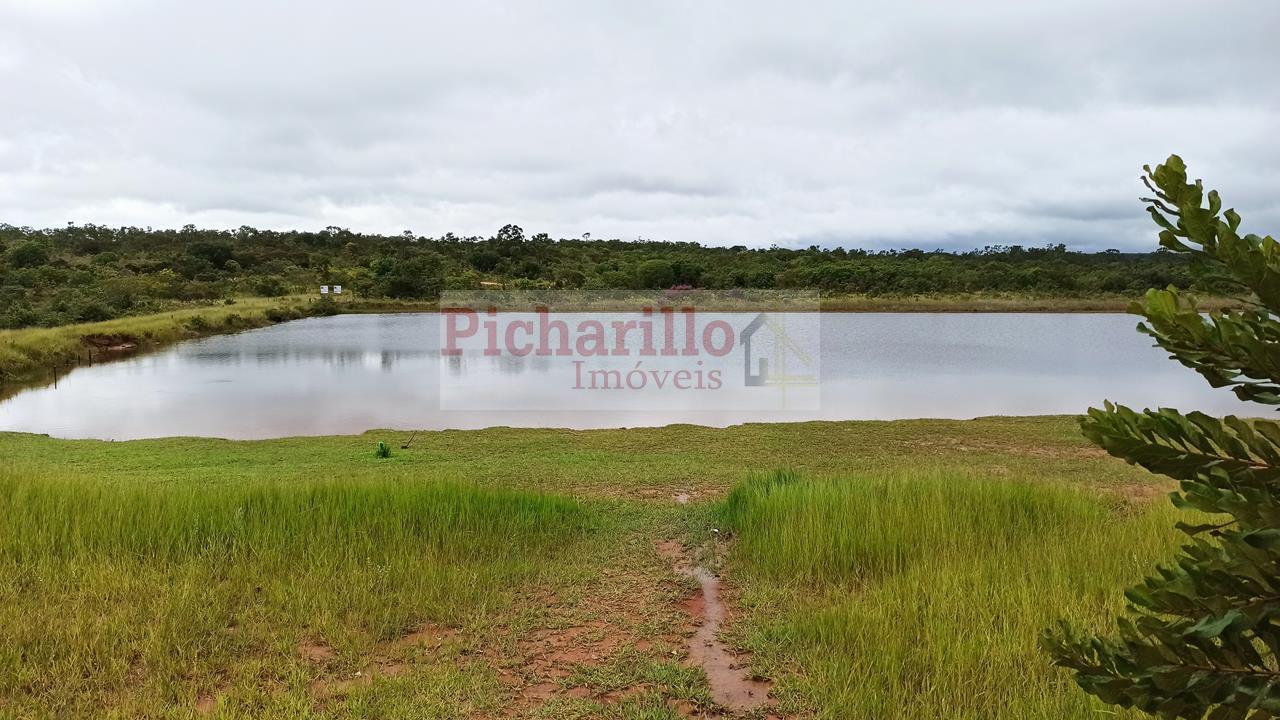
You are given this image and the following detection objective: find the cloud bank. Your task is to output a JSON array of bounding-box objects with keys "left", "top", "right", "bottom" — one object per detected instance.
[{"left": 1, "top": 0, "right": 1277, "bottom": 250}]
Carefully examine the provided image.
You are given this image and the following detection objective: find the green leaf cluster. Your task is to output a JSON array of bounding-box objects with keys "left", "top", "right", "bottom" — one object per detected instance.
[{"left": 1045, "top": 157, "right": 1280, "bottom": 718}]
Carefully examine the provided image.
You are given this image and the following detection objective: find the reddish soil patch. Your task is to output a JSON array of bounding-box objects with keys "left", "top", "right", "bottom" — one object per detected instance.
[
  {"left": 499, "top": 618, "right": 641, "bottom": 711},
  {"left": 524, "top": 682, "right": 558, "bottom": 700},
  {"left": 310, "top": 660, "right": 413, "bottom": 698},
  {"left": 681, "top": 589, "right": 707, "bottom": 621},
  {"left": 502, "top": 563, "right": 699, "bottom": 712},
  {"left": 655, "top": 539, "right": 691, "bottom": 574},
  {"left": 305, "top": 623, "right": 457, "bottom": 700},
  {"left": 391, "top": 624, "right": 458, "bottom": 650},
  {"left": 602, "top": 683, "right": 650, "bottom": 702},
  {"left": 298, "top": 640, "right": 336, "bottom": 664},
  {"left": 525, "top": 621, "right": 623, "bottom": 668}
]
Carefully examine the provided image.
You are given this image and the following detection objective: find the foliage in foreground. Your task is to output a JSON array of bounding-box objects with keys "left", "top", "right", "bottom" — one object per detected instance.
[
  {"left": 1044, "top": 156, "right": 1280, "bottom": 717},
  {"left": 719, "top": 470, "right": 1184, "bottom": 719}
]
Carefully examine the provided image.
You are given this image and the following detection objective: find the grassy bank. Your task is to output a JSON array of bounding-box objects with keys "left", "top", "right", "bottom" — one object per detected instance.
[
  {"left": 0, "top": 297, "right": 319, "bottom": 382},
  {"left": 336, "top": 291, "right": 1231, "bottom": 313},
  {"left": 819, "top": 293, "right": 1234, "bottom": 312},
  {"left": 0, "top": 295, "right": 465, "bottom": 382},
  {"left": 717, "top": 470, "right": 1184, "bottom": 718},
  {"left": 0, "top": 418, "right": 1179, "bottom": 718}
]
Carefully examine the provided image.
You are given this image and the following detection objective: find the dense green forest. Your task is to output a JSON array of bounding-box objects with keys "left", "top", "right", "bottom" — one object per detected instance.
[{"left": 0, "top": 222, "right": 1192, "bottom": 329}]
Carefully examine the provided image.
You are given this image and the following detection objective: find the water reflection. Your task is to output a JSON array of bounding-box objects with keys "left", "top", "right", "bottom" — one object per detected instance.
[{"left": 0, "top": 312, "right": 1261, "bottom": 440}]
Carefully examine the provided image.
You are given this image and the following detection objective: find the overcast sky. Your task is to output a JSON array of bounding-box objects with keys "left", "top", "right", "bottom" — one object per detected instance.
[{"left": 1, "top": 1, "right": 1276, "bottom": 251}]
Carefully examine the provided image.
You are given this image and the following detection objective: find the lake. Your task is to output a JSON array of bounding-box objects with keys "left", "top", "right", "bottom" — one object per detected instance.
[{"left": 0, "top": 312, "right": 1258, "bottom": 440}]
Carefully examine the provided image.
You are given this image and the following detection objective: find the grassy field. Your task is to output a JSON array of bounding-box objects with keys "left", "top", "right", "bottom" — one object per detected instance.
[
  {"left": 717, "top": 470, "right": 1184, "bottom": 719},
  {"left": 0, "top": 417, "right": 1179, "bottom": 718},
  {"left": 0, "top": 477, "right": 587, "bottom": 718}
]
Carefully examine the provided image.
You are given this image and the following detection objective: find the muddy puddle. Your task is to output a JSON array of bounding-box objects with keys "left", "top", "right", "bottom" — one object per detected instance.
[
  {"left": 659, "top": 539, "right": 773, "bottom": 713},
  {"left": 684, "top": 567, "right": 772, "bottom": 710}
]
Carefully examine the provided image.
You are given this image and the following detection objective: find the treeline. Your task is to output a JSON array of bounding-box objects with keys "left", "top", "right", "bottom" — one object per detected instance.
[{"left": 0, "top": 222, "right": 1192, "bottom": 328}]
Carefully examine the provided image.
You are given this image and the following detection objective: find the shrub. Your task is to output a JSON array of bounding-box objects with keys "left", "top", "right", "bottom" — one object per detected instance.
[
  {"left": 264, "top": 306, "right": 301, "bottom": 323},
  {"left": 255, "top": 278, "right": 288, "bottom": 297},
  {"left": 310, "top": 297, "right": 339, "bottom": 316}
]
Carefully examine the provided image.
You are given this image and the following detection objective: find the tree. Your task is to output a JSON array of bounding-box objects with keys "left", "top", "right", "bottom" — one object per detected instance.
[
  {"left": 635, "top": 259, "right": 676, "bottom": 288},
  {"left": 470, "top": 249, "right": 501, "bottom": 272},
  {"left": 555, "top": 267, "right": 587, "bottom": 288},
  {"left": 373, "top": 253, "right": 444, "bottom": 300},
  {"left": 255, "top": 278, "right": 288, "bottom": 297},
  {"left": 6, "top": 240, "right": 49, "bottom": 269},
  {"left": 495, "top": 224, "right": 525, "bottom": 246},
  {"left": 1044, "top": 156, "right": 1280, "bottom": 717}
]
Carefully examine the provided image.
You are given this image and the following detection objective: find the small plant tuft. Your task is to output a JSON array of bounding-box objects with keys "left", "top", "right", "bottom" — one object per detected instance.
[{"left": 374, "top": 441, "right": 392, "bottom": 459}]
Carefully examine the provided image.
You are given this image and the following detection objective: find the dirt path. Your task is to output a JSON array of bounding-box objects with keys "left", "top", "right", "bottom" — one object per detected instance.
[
  {"left": 478, "top": 502, "right": 779, "bottom": 718},
  {"left": 656, "top": 534, "right": 776, "bottom": 717},
  {"left": 219, "top": 502, "right": 782, "bottom": 719}
]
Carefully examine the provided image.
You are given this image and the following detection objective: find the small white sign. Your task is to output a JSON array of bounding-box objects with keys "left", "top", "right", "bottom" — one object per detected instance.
[
  {"left": 320, "top": 285, "right": 329, "bottom": 294},
  {"left": 333, "top": 285, "right": 343, "bottom": 295}
]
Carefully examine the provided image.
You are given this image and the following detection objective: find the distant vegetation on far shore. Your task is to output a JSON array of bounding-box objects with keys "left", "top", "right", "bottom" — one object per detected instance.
[{"left": 0, "top": 222, "right": 1199, "bottom": 329}]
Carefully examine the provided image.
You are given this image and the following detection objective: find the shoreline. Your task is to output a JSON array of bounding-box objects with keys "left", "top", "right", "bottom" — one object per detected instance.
[
  {"left": 0, "top": 293, "right": 1236, "bottom": 385},
  {"left": 0, "top": 414, "right": 1095, "bottom": 444}
]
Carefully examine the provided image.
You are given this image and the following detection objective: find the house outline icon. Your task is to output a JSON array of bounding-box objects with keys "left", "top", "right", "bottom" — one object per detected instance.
[{"left": 740, "top": 312, "right": 814, "bottom": 387}]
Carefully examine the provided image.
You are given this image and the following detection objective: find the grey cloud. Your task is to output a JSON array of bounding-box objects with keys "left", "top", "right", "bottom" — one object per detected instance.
[{"left": 0, "top": 0, "right": 1277, "bottom": 249}]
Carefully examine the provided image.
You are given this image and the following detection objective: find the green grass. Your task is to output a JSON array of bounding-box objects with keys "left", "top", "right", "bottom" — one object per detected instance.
[
  {"left": 0, "top": 417, "right": 1184, "bottom": 718},
  {"left": 718, "top": 469, "right": 1188, "bottom": 719},
  {"left": 817, "top": 293, "right": 1242, "bottom": 312},
  {"left": 0, "top": 416, "right": 1160, "bottom": 499},
  {"left": 0, "top": 473, "right": 587, "bottom": 719}
]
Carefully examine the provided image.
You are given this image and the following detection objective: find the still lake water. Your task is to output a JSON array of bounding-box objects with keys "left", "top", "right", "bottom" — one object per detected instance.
[{"left": 0, "top": 312, "right": 1258, "bottom": 440}]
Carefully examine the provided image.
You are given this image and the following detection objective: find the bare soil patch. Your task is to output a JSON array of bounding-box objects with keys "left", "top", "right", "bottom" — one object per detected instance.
[{"left": 304, "top": 623, "right": 460, "bottom": 701}]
